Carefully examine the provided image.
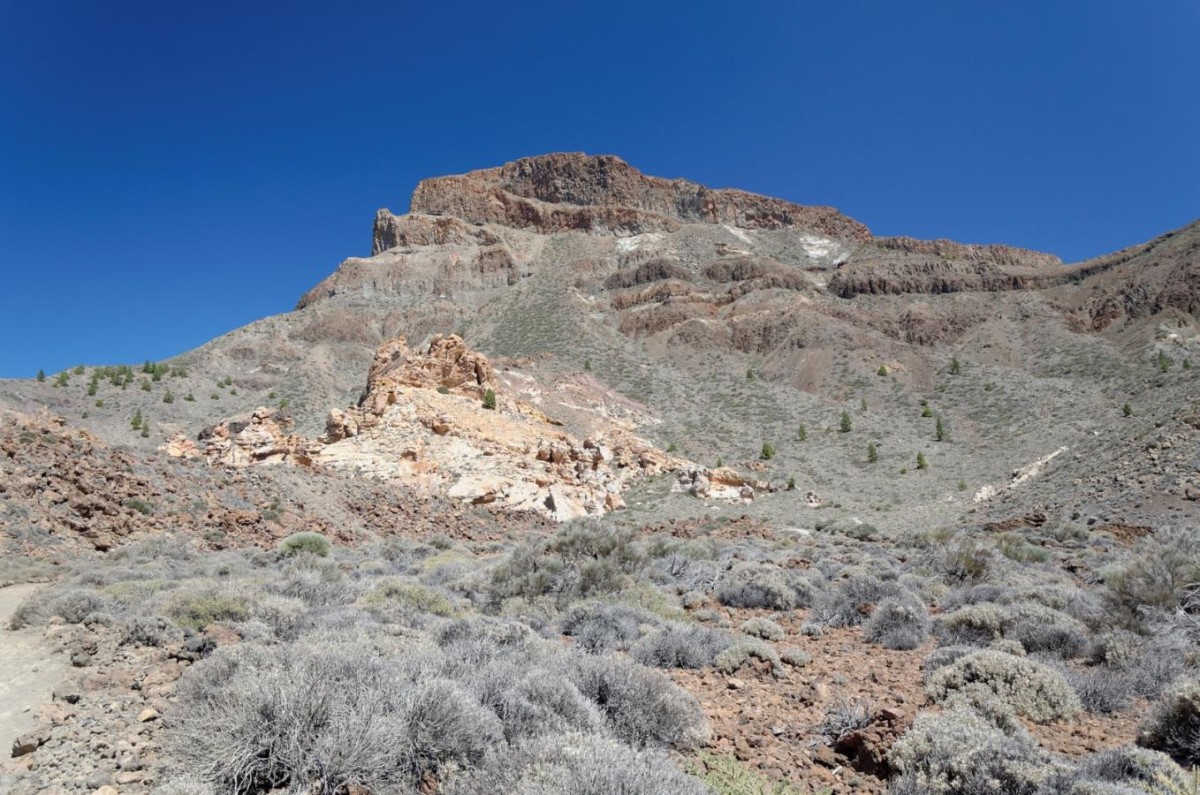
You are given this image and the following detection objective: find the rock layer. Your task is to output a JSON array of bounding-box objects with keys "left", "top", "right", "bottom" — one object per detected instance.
[{"left": 389, "top": 152, "right": 872, "bottom": 244}]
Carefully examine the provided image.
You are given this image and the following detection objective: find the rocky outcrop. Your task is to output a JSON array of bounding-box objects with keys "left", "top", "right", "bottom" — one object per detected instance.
[
  {"left": 827, "top": 239, "right": 1065, "bottom": 298},
  {"left": 391, "top": 153, "right": 872, "bottom": 243},
  {"left": 197, "top": 408, "right": 317, "bottom": 467},
  {"left": 187, "top": 335, "right": 743, "bottom": 522},
  {"left": 371, "top": 211, "right": 501, "bottom": 255}
]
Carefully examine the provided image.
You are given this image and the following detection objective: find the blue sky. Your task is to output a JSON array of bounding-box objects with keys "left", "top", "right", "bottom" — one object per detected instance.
[{"left": 2, "top": 1, "right": 1197, "bottom": 377}]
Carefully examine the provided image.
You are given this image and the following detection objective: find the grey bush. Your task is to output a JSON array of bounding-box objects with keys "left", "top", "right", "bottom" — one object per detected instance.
[
  {"left": 561, "top": 602, "right": 657, "bottom": 653},
  {"left": 446, "top": 732, "right": 708, "bottom": 795},
  {"left": 1105, "top": 527, "right": 1200, "bottom": 629},
  {"left": 569, "top": 653, "right": 709, "bottom": 750},
  {"left": 1053, "top": 746, "right": 1192, "bottom": 793},
  {"left": 809, "top": 575, "right": 904, "bottom": 629},
  {"left": 922, "top": 645, "right": 979, "bottom": 676},
  {"left": 167, "top": 643, "right": 427, "bottom": 793},
  {"left": 630, "top": 622, "right": 733, "bottom": 669},
  {"left": 865, "top": 594, "right": 931, "bottom": 650},
  {"left": 10, "top": 588, "right": 114, "bottom": 629},
  {"left": 925, "top": 650, "right": 1082, "bottom": 723},
  {"left": 276, "top": 531, "right": 331, "bottom": 558},
  {"left": 714, "top": 639, "right": 783, "bottom": 676},
  {"left": 488, "top": 520, "right": 645, "bottom": 609},
  {"left": 1067, "top": 668, "right": 1136, "bottom": 714},
  {"left": 888, "top": 706, "right": 1052, "bottom": 795},
  {"left": 716, "top": 563, "right": 804, "bottom": 610},
  {"left": 1138, "top": 680, "right": 1200, "bottom": 767},
  {"left": 935, "top": 601, "right": 1090, "bottom": 658},
  {"left": 122, "top": 614, "right": 182, "bottom": 647},
  {"left": 740, "top": 616, "right": 786, "bottom": 641}
]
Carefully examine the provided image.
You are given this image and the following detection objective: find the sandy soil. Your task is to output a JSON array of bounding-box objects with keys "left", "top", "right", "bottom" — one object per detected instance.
[{"left": 0, "top": 585, "right": 66, "bottom": 757}]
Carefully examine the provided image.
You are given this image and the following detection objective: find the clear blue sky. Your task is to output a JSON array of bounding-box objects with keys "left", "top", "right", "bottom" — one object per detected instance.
[{"left": 2, "top": 1, "right": 1197, "bottom": 377}]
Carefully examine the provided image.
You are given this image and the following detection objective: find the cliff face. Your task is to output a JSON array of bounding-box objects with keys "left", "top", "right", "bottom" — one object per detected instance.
[{"left": 393, "top": 152, "right": 873, "bottom": 245}]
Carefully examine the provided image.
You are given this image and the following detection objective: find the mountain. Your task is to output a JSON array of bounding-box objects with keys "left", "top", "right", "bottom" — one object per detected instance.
[
  {"left": 2, "top": 152, "right": 1197, "bottom": 550},
  {"left": 4, "top": 153, "right": 1200, "bottom": 795}
]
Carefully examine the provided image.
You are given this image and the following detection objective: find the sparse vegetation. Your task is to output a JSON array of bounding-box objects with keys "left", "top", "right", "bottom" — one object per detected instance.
[
  {"left": 278, "top": 531, "right": 332, "bottom": 557},
  {"left": 482, "top": 388, "right": 497, "bottom": 410}
]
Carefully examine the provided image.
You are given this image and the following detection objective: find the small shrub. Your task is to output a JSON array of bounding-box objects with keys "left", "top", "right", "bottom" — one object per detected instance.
[
  {"left": 741, "top": 616, "right": 786, "bottom": 641},
  {"left": 715, "top": 639, "right": 782, "bottom": 676},
  {"left": 949, "top": 356, "right": 962, "bottom": 375},
  {"left": 840, "top": 411, "right": 852, "bottom": 433},
  {"left": 779, "top": 647, "right": 811, "bottom": 668},
  {"left": 925, "top": 649, "right": 1081, "bottom": 723},
  {"left": 888, "top": 706, "right": 1047, "bottom": 795},
  {"left": 1139, "top": 681, "right": 1200, "bottom": 767},
  {"left": 1068, "top": 667, "right": 1136, "bottom": 714},
  {"left": 916, "top": 451, "right": 929, "bottom": 470},
  {"left": 878, "top": 364, "right": 888, "bottom": 376},
  {"left": 819, "top": 694, "right": 872, "bottom": 743},
  {"left": 10, "top": 588, "right": 113, "bottom": 629},
  {"left": 796, "top": 424, "right": 807, "bottom": 442},
  {"left": 865, "top": 594, "right": 931, "bottom": 650},
  {"left": 1106, "top": 528, "right": 1200, "bottom": 629},
  {"left": 166, "top": 590, "right": 251, "bottom": 631},
  {"left": 1057, "top": 746, "right": 1192, "bottom": 794},
  {"left": 687, "top": 752, "right": 809, "bottom": 795},
  {"left": 717, "top": 563, "right": 805, "bottom": 611},
  {"left": 940, "top": 538, "right": 992, "bottom": 584},
  {"left": 867, "top": 442, "right": 878, "bottom": 463},
  {"left": 123, "top": 614, "right": 183, "bottom": 647},
  {"left": 482, "top": 388, "right": 497, "bottom": 410},
  {"left": 1124, "top": 402, "right": 1134, "bottom": 417},
  {"left": 363, "top": 580, "right": 457, "bottom": 618},
  {"left": 569, "top": 653, "right": 709, "bottom": 749},
  {"left": 562, "top": 602, "right": 656, "bottom": 653},
  {"left": 451, "top": 733, "right": 707, "bottom": 795},
  {"left": 277, "top": 531, "right": 331, "bottom": 557},
  {"left": 935, "top": 416, "right": 947, "bottom": 442},
  {"left": 123, "top": 497, "right": 155, "bottom": 515},
  {"left": 760, "top": 442, "right": 775, "bottom": 460},
  {"left": 631, "top": 622, "right": 733, "bottom": 669}
]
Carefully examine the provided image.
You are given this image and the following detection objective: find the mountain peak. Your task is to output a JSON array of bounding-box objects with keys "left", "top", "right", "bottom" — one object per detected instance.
[{"left": 400, "top": 152, "right": 872, "bottom": 242}]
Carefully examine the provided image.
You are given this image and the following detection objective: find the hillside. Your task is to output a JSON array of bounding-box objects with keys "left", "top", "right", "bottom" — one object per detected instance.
[{"left": 2, "top": 153, "right": 1199, "bottom": 795}]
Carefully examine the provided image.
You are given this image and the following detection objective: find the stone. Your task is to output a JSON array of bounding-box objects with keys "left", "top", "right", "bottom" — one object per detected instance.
[
  {"left": 11, "top": 730, "right": 46, "bottom": 757},
  {"left": 136, "top": 708, "right": 160, "bottom": 723}
]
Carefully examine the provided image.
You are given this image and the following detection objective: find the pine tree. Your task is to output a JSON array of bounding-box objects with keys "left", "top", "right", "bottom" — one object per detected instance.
[
  {"left": 949, "top": 357, "right": 962, "bottom": 375},
  {"left": 935, "top": 416, "right": 946, "bottom": 442},
  {"left": 867, "top": 442, "right": 878, "bottom": 463},
  {"left": 131, "top": 409, "right": 143, "bottom": 430},
  {"left": 840, "top": 411, "right": 852, "bottom": 433},
  {"left": 916, "top": 451, "right": 928, "bottom": 470},
  {"left": 796, "top": 424, "right": 807, "bottom": 442},
  {"left": 36, "top": 369, "right": 45, "bottom": 382}
]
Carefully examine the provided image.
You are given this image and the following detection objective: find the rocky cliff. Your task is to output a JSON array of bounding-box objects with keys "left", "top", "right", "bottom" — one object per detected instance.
[{"left": 384, "top": 152, "right": 873, "bottom": 247}]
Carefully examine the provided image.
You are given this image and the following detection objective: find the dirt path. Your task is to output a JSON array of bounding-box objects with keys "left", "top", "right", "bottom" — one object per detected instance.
[{"left": 0, "top": 585, "right": 67, "bottom": 757}]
